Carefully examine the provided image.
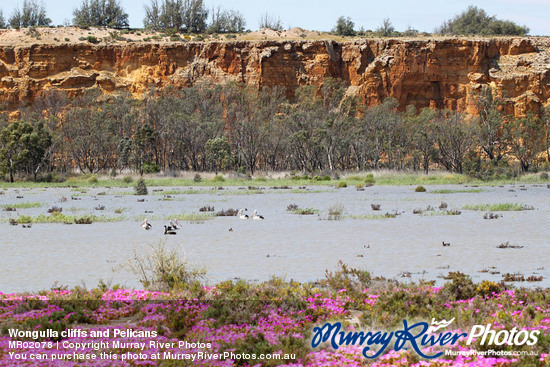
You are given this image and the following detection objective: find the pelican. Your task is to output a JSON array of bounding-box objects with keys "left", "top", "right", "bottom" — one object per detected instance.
[
  {"left": 237, "top": 209, "right": 249, "bottom": 219},
  {"left": 252, "top": 210, "right": 264, "bottom": 220},
  {"left": 169, "top": 219, "right": 183, "bottom": 229},
  {"left": 164, "top": 225, "right": 177, "bottom": 235},
  {"left": 141, "top": 219, "right": 152, "bottom": 230}
]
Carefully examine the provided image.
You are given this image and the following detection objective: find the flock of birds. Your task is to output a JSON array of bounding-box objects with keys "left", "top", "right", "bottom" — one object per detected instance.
[
  {"left": 140, "top": 218, "right": 183, "bottom": 234},
  {"left": 142, "top": 208, "right": 453, "bottom": 247},
  {"left": 237, "top": 209, "right": 264, "bottom": 220},
  {"left": 140, "top": 208, "right": 264, "bottom": 235}
]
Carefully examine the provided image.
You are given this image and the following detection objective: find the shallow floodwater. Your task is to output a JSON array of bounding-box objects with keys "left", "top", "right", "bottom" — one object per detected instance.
[{"left": 1, "top": 183, "right": 548, "bottom": 293}]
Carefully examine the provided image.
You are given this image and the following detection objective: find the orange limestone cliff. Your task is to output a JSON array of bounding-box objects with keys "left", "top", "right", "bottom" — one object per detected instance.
[{"left": 0, "top": 37, "right": 549, "bottom": 115}]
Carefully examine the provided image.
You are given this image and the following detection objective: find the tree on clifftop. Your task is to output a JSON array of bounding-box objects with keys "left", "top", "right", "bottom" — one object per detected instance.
[
  {"left": 208, "top": 6, "right": 245, "bottom": 33},
  {"left": 9, "top": 0, "right": 50, "bottom": 28},
  {"left": 333, "top": 16, "right": 355, "bottom": 36},
  {"left": 258, "top": 12, "right": 283, "bottom": 31},
  {"left": 143, "top": 0, "right": 208, "bottom": 33},
  {"left": 73, "top": 0, "right": 129, "bottom": 29},
  {"left": 0, "top": 10, "right": 5, "bottom": 28},
  {"left": 436, "top": 6, "right": 529, "bottom": 36},
  {"left": 375, "top": 18, "right": 395, "bottom": 37}
]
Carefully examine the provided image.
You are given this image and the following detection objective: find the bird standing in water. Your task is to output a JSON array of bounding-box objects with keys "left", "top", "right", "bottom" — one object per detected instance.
[{"left": 141, "top": 219, "right": 152, "bottom": 230}]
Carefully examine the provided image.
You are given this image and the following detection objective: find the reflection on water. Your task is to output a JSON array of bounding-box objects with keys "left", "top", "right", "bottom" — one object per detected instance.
[{"left": 1, "top": 184, "right": 548, "bottom": 292}]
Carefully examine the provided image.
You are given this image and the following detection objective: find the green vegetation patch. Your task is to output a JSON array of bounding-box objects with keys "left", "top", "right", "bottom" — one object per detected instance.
[
  {"left": 291, "top": 208, "right": 319, "bottom": 215},
  {"left": 462, "top": 203, "right": 534, "bottom": 211},
  {"left": 2, "top": 201, "right": 42, "bottom": 209},
  {"left": 138, "top": 213, "right": 214, "bottom": 222},
  {"left": 348, "top": 214, "right": 393, "bottom": 220},
  {"left": 430, "top": 189, "right": 484, "bottom": 194}
]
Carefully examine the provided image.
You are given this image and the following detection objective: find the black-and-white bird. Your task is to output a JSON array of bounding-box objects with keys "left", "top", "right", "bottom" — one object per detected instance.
[
  {"left": 237, "top": 209, "right": 249, "bottom": 219},
  {"left": 442, "top": 241, "right": 451, "bottom": 247},
  {"left": 169, "top": 219, "right": 183, "bottom": 229},
  {"left": 164, "top": 225, "right": 177, "bottom": 235},
  {"left": 141, "top": 219, "right": 152, "bottom": 230},
  {"left": 252, "top": 210, "right": 264, "bottom": 220}
]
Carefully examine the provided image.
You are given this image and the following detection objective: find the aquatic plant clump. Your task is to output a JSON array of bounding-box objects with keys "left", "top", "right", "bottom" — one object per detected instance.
[
  {"left": 415, "top": 185, "right": 427, "bottom": 192},
  {"left": 134, "top": 178, "right": 148, "bottom": 195}
]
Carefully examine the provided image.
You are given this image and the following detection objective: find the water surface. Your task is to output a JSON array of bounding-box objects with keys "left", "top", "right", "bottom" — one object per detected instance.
[{"left": 1, "top": 184, "right": 548, "bottom": 292}]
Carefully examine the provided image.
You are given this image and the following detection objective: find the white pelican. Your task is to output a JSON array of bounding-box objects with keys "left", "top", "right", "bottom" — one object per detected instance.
[
  {"left": 252, "top": 210, "right": 264, "bottom": 220},
  {"left": 141, "top": 219, "right": 152, "bottom": 230},
  {"left": 169, "top": 219, "right": 183, "bottom": 229},
  {"left": 237, "top": 209, "right": 249, "bottom": 219},
  {"left": 164, "top": 225, "right": 177, "bottom": 235}
]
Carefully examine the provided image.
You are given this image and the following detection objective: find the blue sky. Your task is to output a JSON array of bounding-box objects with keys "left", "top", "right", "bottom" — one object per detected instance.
[{"left": 1, "top": 0, "right": 549, "bottom": 35}]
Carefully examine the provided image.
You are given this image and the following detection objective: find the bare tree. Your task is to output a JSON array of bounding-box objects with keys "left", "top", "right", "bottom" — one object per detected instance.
[
  {"left": 258, "top": 12, "right": 282, "bottom": 31},
  {"left": 208, "top": 6, "right": 245, "bottom": 33}
]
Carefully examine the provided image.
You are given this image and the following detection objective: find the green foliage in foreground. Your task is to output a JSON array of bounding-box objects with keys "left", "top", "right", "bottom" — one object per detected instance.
[{"left": 1, "top": 253, "right": 549, "bottom": 366}]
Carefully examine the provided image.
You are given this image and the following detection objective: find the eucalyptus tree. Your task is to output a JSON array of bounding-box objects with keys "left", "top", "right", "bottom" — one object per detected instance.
[
  {"left": 471, "top": 87, "right": 507, "bottom": 163},
  {"left": 504, "top": 113, "right": 546, "bottom": 172},
  {"left": 0, "top": 120, "right": 51, "bottom": 182},
  {"left": 225, "top": 85, "right": 285, "bottom": 174},
  {"left": 358, "top": 98, "right": 401, "bottom": 170},
  {"left": 405, "top": 106, "right": 437, "bottom": 173},
  {"left": 433, "top": 110, "right": 476, "bottom": 173}
]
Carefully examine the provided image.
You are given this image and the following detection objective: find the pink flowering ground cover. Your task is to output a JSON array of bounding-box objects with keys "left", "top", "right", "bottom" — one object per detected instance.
[{"left": 1, "top": 268, "right": 549, "bottom": 366}]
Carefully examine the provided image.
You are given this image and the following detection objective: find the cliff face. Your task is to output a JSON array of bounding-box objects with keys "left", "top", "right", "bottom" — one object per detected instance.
[{"left": 1, "top": 38, "right": 549, "bottom": 115}]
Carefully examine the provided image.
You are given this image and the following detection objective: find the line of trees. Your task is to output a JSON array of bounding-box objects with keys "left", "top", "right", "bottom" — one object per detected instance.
[
  {"left": 1, "top": 3, "right": 531, "bottom": 37},
  {"left": 0, "top": 0, "right": 246, "bottom": 33},
  {"left": 1, "top": 82, "right": 549, "bottom": 182},
  {"left": 334, "top": 6, "right": 529, "bottom": 37}
]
